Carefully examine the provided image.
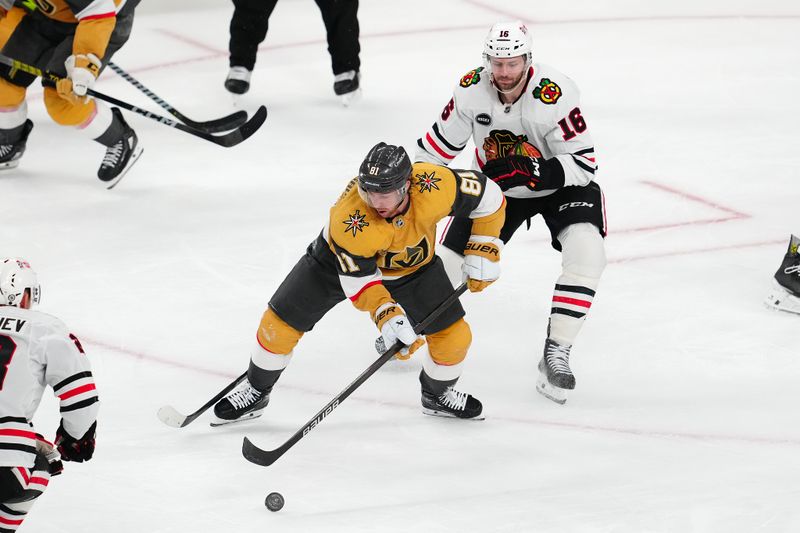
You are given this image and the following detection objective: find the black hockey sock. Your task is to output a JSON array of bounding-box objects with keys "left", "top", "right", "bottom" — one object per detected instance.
[
  {"left": 94, "top": 112, "right": 127, "bottom": 147},
  {"left": 419, "top": 369, "right": 458, "bottom": 397},
  {"left": 247, "top": 363, "right": 284, "bottom": 394}
]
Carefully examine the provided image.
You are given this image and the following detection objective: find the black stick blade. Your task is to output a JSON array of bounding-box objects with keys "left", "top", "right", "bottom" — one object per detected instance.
[
  {"left": 242, "top": 437, "right": 281, "bottom": 466},
  {"left": 183, "top": 110, "right": 248, "bottom": 133},
  {"left": 210, "top": 105, "right": 267, "bottom": 147}
]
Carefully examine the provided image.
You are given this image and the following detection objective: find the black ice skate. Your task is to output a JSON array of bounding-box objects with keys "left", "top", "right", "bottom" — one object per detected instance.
[
  {"left": 0, "top": 120, "right": 33, "bottom": 170},
  {"left": 421, "top": 386, "right": 484, "bottom": 420},
  {"left": 536, "top": 339, "right": 575, "bottom": 405},
  {"left": 97, "top": 108, "right": 143, "bottom": 189},
  {"left": 765, "top": 234, "right": 800, "bottom": 315},
  {"left": 333, "top": 70, "right": 361, "bottom": 107},
  {"left": 224, "top": 66, "right": 251, "bottom": 95},
  {"left": 211, "top": 379, "right": 270, "bottom": 426}
]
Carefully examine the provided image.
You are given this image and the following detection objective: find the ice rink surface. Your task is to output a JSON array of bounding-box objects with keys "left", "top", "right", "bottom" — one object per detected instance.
[{"left": 2, "top": 0, "right": 799, "bottom": 531}]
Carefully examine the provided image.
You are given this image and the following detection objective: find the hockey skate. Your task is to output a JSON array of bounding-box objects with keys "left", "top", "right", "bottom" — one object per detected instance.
[
  {"left": 0, "top": 120, "right": 33, "bottom": 170},
  {"left": 333, "top": 70, "right": 361, "bottom": 107},
  {"left": 536, "top": 339, "right": 575, "bottom": 405},
  {"left": 421, "top": 386, "right": 484, "bottom": 420},
  {"left": 224, "top": 66, "right": 251, "bottom": 95},
  {"left": 765, "top": 234, "right": 800, "bottom": 315},
  {"left": 97, "top": 108, "right": 143, "bottom": 189},
  {"left": 211, "top": 378, "right": 270, "bottom": 427}
]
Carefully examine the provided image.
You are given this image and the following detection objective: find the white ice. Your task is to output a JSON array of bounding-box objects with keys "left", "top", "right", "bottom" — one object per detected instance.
[{"left": 3, "top": 0, "right": 800, "bottom": 531}]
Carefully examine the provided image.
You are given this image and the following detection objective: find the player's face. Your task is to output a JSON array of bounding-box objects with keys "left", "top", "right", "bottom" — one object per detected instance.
[
  {"left": 363, "top": 181, "right": 410, "bottom": 218},
  {"left": 490, "top": 56, "right": 527, "bottom": 91}
]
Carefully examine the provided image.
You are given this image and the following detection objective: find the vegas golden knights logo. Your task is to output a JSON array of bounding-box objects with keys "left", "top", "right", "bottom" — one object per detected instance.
[{"left": 378, "top": 236, "right": 431, "bottom": 270}]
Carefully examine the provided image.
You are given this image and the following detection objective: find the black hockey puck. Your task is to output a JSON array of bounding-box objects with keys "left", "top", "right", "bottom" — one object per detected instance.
[{"left": 265, "top": 492, "right": 284, "bottom": 512}]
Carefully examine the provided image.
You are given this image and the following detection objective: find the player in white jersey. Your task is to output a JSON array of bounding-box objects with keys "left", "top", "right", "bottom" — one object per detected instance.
[
  {"left": 416, "top": 21, "right": 607, "bottom": 404},
  {"left": 0, "top": 259, "right": 98, "bottom": 532}
]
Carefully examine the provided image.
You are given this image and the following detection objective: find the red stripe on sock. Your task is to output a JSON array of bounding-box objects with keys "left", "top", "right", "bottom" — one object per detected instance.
[{"left": 552, "top": 295, "right": 592, "bottom": 308}]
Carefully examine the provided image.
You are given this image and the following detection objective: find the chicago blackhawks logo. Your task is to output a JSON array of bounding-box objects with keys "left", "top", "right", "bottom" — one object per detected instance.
[
  {"left": 459, "top": 67, "right": 484, "bottom": 88},
  {"left": 533, "top": 78, "right": 562, "bottom": 104},
  {"left": 482, "top": 129, "right": 542, "bottom": 161},
  {"left": 342, "top": 209, "right": 369, "bottom": 237},
  {"left": 415, "top": 171, "right": 441, "bottom": 193}
]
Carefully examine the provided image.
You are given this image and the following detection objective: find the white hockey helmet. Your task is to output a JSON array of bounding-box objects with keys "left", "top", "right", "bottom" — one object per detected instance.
[
  {"left": 483, "top": 21, "right": 533, "bottom": 66},
  {"left": 0, "top": 258, "right": 41, "bottom": 308}
]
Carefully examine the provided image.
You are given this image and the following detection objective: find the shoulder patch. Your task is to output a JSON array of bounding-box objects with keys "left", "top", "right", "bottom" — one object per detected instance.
[
  {"left": 532, "top": 78, "right": 562, "bottom": 104},
  {"left": 415, "top": 170, "right": 442, "bottom": 193},
  {"left": 459, "top": 67, "right": 484, "bottom": 88},
  {"left": 342, "top": 209, "right": 369, "bottom": 237}
]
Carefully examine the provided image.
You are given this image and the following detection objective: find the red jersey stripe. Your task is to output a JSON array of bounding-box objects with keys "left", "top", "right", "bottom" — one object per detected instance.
[
  {"left": 58, "top": 383, "right": 96, "bottom": 401},
  {"left": 349, "top": 280, "right": 383, "bottom": 302},
  {"left": 0, "top": 429, "right": 37, "bottom": 439},
  {"left": 425, "top": 133, "right": 455, "bottom": 160}
]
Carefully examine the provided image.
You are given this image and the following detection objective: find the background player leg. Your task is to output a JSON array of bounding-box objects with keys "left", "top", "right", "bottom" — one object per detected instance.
[
  {"left": 537, "top": 222, "right": 606, "bottom": 404},
  {"left": 225, "top": 0, "right": 277, "bottom": 95},
  {"left": 314, "top": 0, "right": 361, "bottom": 105}
]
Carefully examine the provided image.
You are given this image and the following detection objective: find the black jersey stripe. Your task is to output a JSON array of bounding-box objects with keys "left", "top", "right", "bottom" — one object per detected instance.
[
  {"left": 554, "top": 284, "right": 596, "bottom": 297},
  {"left": 60, "top": 396, "right": 99, "bottom": 413},
  {"left": 551, "top": 307, "right": 586, "bottom": 319},
  {"left": 0, "top": 416, "right": 30, "bottom": 425},
  {"left": 571, "top": 155, "right": 596, "bottom": 174},
  {"left": 53, "top": 371, "right": 93, "bottom": 393},
  {"left": 574, "top": 147, "right": 595, "bottom": 156},
  {"left": 0, "top": 442, "right": 37, "bottom": 454},
  {"left": 432, "top": 123, "right": 465, "bottom": 152}
]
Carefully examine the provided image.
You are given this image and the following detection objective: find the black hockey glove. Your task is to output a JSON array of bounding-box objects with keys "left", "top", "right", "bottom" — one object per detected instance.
[
  {"left": 482, "top": 155, "right": 565, "bottom": 192},
  {"left": 55, "top": 421, "right": 96, "bottom": 463}
]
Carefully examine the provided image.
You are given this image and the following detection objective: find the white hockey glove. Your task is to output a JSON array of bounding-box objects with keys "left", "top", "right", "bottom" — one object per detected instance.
[
  {"left": 374, "top": 302, "right": 423, "bottom": 360},
  {"left": 462, "top": 235, "right": 502, "bottom": 292},
  {"left": 57, "top": 53, "right": 101, "bottom": 105}
]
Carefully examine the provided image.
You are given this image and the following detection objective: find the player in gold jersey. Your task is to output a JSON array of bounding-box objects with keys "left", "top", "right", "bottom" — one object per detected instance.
[
  {"left": 0, "top": 0, "right": 142, "bottom": 187},
  {"left": 213, "top": 142, "right": 506, "bottom": 422}
]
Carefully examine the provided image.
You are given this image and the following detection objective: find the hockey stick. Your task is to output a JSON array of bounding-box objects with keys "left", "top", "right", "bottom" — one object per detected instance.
[
  {"left": 242, "top": 283, "right": 469, "bottom": 467},
  {"left": 157, "top": 371, "right": 248, "bottom": 428},
  {"left": 106, "top": 62, "right": 248, "bottom": 133},
  {"left": 0, "top": 53, "right": 267, "bottom": 148}
]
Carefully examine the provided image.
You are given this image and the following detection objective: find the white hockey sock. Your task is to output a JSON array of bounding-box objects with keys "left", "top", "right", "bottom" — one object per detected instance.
[
  {"left": 0, "top": 101, "right": 27, "bottom": 131},
  {"left": 548, "top": 223, "right": 606, "bottom": 346},
  {"left": 75, "top": 102, "right": 113, "bottom": 140}
]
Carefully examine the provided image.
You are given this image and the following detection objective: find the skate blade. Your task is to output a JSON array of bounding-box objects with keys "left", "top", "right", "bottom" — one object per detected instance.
[
  {"left": 0, "top": 159, "right": 21, "bottom": 170},
  {"left": 209, "top": 409, "right": 265, "bottom": 427},
  {"left": 536, "top": 375, "right": 568, "bottom": 405},
  {"left": 106, "top": 145, "right": 144, "bottom": 190},
  {"left": 340, "top": 88, "right": 362, "bottom": 107},
  {"left": 764, "top": 280, "right": 800, "bottom": 315},
  {"left": 421, "top": 408, "right": 485, "bottom": 421}
]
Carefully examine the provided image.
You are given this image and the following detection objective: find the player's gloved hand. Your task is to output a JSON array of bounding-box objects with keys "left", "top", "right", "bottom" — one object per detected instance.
[
  {"left": 36, "top": 435, "right": 64, "bottom": 476},
  {"left": 57, "top": 53, "right": 101, "bottom": 105},
  {"left": 55, "top": 420, "right": 96, "bottom": 462},
  {"left": 482, "top": 155, "right": 565, "bottom": 192},
  {"left": 463, "top": 236, "right": 502, "bottom": 292},
  {"left": 374, "top": 302, "right": 421, "bottom": 360}
]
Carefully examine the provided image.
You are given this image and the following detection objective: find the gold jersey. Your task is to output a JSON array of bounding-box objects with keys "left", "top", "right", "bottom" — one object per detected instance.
[{"left": 324, "top": 162, "right": 505, "bottom": 315}]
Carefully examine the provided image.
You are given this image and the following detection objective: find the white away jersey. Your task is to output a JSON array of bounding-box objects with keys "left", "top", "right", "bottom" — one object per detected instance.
[
  {"left": 416, "top": 62, "right": 597, "bottom": 199},
  {"left": 0, "top": 306, "right": 98, "bottom": 468}
]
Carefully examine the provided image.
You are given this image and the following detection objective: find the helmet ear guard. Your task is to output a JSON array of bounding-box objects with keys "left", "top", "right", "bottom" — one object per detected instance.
[{"left": 0, "top": 258, "right": 41, "bottom": 308}]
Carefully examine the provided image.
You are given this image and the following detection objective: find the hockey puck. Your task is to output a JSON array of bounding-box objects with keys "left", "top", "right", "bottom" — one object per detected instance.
[{"left": 265, "top": 492, "right": 284, "bottom": 512}]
